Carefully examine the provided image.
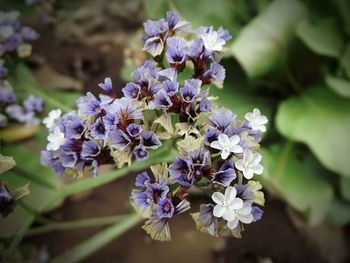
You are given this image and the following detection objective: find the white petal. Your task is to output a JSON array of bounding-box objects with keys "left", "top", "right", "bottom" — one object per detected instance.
[
  {"left": 235, "top": 159, "right": 244, "bottom": 171},
  {"left": 221, "top": 149, "right": 230, "bottom": 160},
  {"left": 243, "top": 169, "right": 254, "bottom": 179},
  {"left": 227, "top": 218, "right": 239, "bottom": 230},
  {"left": 244, "top": 149, "right": 253, "bottom": 162},
  {"left": 213, "top": 204, "right": 225, "bottom": 218},
  {"left": 231, "top": 197, "right": 243, "bottom": 209},
  {"left": 229, "top": 135, "right": 240, "bottom": 145},
  {"left": 210, "top": 140, "right": 223, "bottom": 150},
  {"left": 257, "top": 115, "right": 268, "bottom": 124},
  {"left": 253, "top": 153, "right": 262, "bottom": 164},
  {"left": 245, "top": 112, "right": 253, "bottom": 122},
  {"left": 224, "top": 186, "right": 237, "bottom": 201},
  {"left": 253, "top": 108, "right": 261, "bottom": 117},
  {"left": 252, "top": 164, "right": 264, "bottom": 175},
  {"left": 212, "top": 192, "right": 225, "bottom": 205},
  {"left": 218, "top": 133, "right": 229, "bottom": 145},
  {"left": 239, "top": 205, "right": 252, "bottom": 215},
  {"left": 223, "top": 207, "right": 236, "bottom": 221},
  {"left": 238, "top": 213, "right": 253, "bottom": 224},
  {"left": 231, "top": 145, "right": 243, "bottom": 154}
]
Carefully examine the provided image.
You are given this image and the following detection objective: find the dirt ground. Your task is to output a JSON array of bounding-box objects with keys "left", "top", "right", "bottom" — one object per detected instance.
[{"left": 22, "top": 2, "right": 350, "bottom": 262}]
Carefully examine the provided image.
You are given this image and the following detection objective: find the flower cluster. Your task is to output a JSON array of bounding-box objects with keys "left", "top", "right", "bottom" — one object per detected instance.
[
  {"left": 0, "top": 82, "right": 43, "bottom": 127},
  {"left": 0, "top": 11, "right": 39, "bottom": 59},
  {"left": 42, "top": 11, "right": 268, "bottom": 240},
  {"left": 0, "top": 11, "right": 41, "bottom": 128}
]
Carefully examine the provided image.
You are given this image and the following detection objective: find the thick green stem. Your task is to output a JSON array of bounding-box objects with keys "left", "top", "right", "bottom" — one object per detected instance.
[{"left": 26, "top": 215, "right": 129, "bottom": 237}]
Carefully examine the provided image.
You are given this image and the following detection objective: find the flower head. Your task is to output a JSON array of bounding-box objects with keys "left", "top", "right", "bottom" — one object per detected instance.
[
  {"left": 235, "top": 149, "right": 263, "bottom": 179},
  {"left": 245, "top": 108, "right": 268, "bottom": 132},
  {"left": 210, "top": 133, "right": 243, "bottom": 159},
  {"left": 43, "top": 109, "right": 62, "bottom": 130},
  {"left": 212, "top": 186, "right": 243, "bottom": 221},
  {"left": 47, "top": 127, "right": 65, "bottom": 151}
]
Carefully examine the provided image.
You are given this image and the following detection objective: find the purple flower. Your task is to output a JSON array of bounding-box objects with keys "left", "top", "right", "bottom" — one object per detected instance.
[
  {"left": 188, "top": 39, "right": 210, "bottom": 59},
  {"left": 204, "top": 128, "right": 219, "bottom": 146},
  {"left": 208, "top": 108, "right": 236, "bottom": 131},
  {"left": 151, "top": 90, "right": 172, "bottom": 109},
  {"left": 211, "top": 160, "right": 236, "bottom": 187},
  {"left": 122, "top": 82, "right": 141, "bottom": 100},
  {"left": 91, "top": 118, "right": 108, "bottom": 140},
  {"left": 203, "top": 62, "right": 225, "bottom": 86},
  {"left": 149, "top": 183, "right": 169, "bottom": 201},
  {"left": 199, "top": 98, "right": 213, "bottom": 112},
  {"left": 169, "top": 157, "right": 194, "bottom": 188},
  {"left": 65, "top": 118, "right": 86, "bottom": 140},
  {"left": 131, "top": 60, "right": 158, "bottom": 85},
  {"left": 134, "top": 145, "right": 149, "bottom": 161},
  {"left": 0, "top": 88, "right": 16, "bottom": 104},
  {"left": 20, "top": 26, "right": 39, "bottom": 41},
  {"left": 166, "top": 11, "right": 189, "bottom": 33},
  {"left": 180, "top": 79, "right": 201, "bottom": 103},
  {"left": 135, "top": 172, "right": 151, "bottom": 187},
  {"left": 217, "top": 26, "right": 232, "bottom": 41},
  {"left": 0, "top": 59, "right": 8, "bottom": 78},
  {"left": 60, "top": 150, "right": 78, "bottom": 168},
  {"left": 126, "top": 123, "right": 142, "bottom": 137},
  {"left": 132, "top": 189, "right": 153, "bottom": 209},
  {"left": 81, "top": 140, "right": 101, "bottom": 157},
  {"left": 143, "top": 19, "right": 168, "bottom": 37},
  {"left": 140, "top": 131, "right": 161, "bottom": 149},
  {"left": 2, "top": 34, "right": 21, "bottom": 52},
  {"left": 197, "top": 204, "right": 218, "bottom": 236},
  {"left": 103, "top": 113, "right": 119, "bottom": 131},
  {"left": 23, "top": 95, "right": 43, "bottom": 113},
  {"left": 6, "top": 104, "right": 36, "bottom": 124},
  {"left": 252, "top": 206, "right": 263, "bottom": 222},
  {"left": 157, "top": 68, "right": 177, "bottom": 82},
  {"left": 110, "top": 98, "right": 143, "bottom": 123},
  {"left": 41, "top": 151, "right": 65, "bottom": 175},
  {"left": 109, "top": 130, "right": 131, "bottom": 150},
  {"left": 77, "top": 92, "right": 101, "bottom": 117},
  {"left": 98, "top": 77, "right": 114, "bottom": 95},
  {"left": 157, "top": 198, "right": 175, "bottom": 219},
  {"left": 144, "top": 36, "right": 164, "bottom": 57},
  {"left": 162, "top": 80, "right": 178, "bottom": 97},
  {"left": 166, "top": 37, "right": 187, "bottom": 66}
]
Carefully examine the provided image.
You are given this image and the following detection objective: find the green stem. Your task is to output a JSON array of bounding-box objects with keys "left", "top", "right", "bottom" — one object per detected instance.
[
  {"left": 12, "top": 166, "right": 58, "bottom": 189},
  {"left": 50, "top": 214, "right": 142, "bottom": 263},
  {"left": 18, "top": 200, "right": 55, "bottom": 224},
  {"left": 26, "top": 215, "right": 129, "bottom": 237}
]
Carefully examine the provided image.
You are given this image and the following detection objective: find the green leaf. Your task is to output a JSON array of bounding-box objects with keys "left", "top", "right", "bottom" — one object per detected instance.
[
  {"left": 296, "top": 18, "right": 345, "bottom": 58},
  {"left": 341, "top": 43, "right": 350, "bottom": 78},
  {"left": 325, "top": 74, "right": 350, "bottom": 98},
  {"left": 50, "top": 214, "right": 141, "bottom": 263},
  {"left": 230, "top": 0, "right": 307, "bottom": 78},
  {"left": 261, "top": 143, "right": 334, "bottom": 225},
  {"left": 276, "top": 87, "right": 350, "bottom": 177},
  {"left": 340, "top": 177, "right": 350, "bottom": 202},
  {"left": 326, "top": 199, "right": 350, "bottom": 226}
]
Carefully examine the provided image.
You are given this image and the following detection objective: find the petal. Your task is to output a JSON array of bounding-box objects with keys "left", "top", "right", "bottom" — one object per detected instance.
[
  {"left": 218, "top": 133, "right": 229, "bottom": 145},
  {"left": 245, "top": 112, "right": 253, "bottom": 121},
  {"left": 244, "top": 149, "right": 253, "bottom": 162},
  {"left": 239, "top": 205, "right": 252, "bottom": 215},
  {"left": 235, "top": 159, "right": 244, "bottom": 171},
  {"left": 229, "top": 135, "right": 240, "bottom": 145},
  {"left": 239, "top": 213, "right": 254, "bottom": 224},
  {"left": 253, "top": 153, "right": 262, "bottom": 164},
  {"left": 227, "top": 218, "right": 239, "bottom": 230},
  {"left": 243, "top": 169, "right": 254, "bottom": 179},
  {"left": 253, "top": 108, "right": 261, "bottom": 117},
  {"left": 210, "top": 140, "right": 222, "bottom": 150},
  {"left": 223, "top": 207, "right": 235, "bottom": 221},
  {"left": 212, "top": 192, "right": 225, "bottom": 205},
  {"left": 213, "top": 204, "right": 225, "bottom": 218},
  {"left": 231, "top": 197, "right": 243, "bottom": 209},
  {"left": 221, "top": 149, "right": 230, "bottom": 160},
  {"left": 224, "top": 186, "right": 237, "bottom": 201},
  {"left": 252, "top": 164, "right": 264, "bottom": 175},
  {"left": 231, "top": 145, "right": 243, "bottom": 154}
]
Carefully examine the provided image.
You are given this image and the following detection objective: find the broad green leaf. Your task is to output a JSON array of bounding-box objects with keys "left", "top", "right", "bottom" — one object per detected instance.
[
  {"left": 276, "top": 87, "right": 350, "bottom": 177},
  {"left": 296, "top": 18, "right": 344, "bottom": 58},
  {"left": 340, "top": 177, "right": 350, "bottom": 202},
  {"left": 261, "top": 143, "right": 334, "bottom": 225},
  {"left": 325, "top": 74, "right": 350, "bottom": 98},
  {"left": 230, "top": 0, "right": 307, "bottom": 78}
]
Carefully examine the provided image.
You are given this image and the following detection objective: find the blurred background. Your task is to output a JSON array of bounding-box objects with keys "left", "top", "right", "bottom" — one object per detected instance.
[{"left": 0, "top": 0, "right": 350, "bottom": 262}]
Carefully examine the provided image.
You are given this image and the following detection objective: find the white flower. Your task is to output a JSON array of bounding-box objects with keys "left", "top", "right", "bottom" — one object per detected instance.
[
  {"left": 212, "top": 186, "right": 243, "bottom": 221},
  {"left": 43, "top": 109, "right": 62, "bottom": 130},
  {"left": 210, "top": 133, "right": 243, "bottom": 159},
  {"left": 235, "top": 149, "right": 263, "bottom": 179},
  {"left": 227, "top": 204, "right": 254, "bottom": 230},
  {"left": 46, "top": 127, "right": 65, "bottom": 151},
  {"left": 245, "top": 108, "right": 268, "bottom": 132},
  {"left": 200, "top": 31, "right": 225, "bottom": 52}
]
